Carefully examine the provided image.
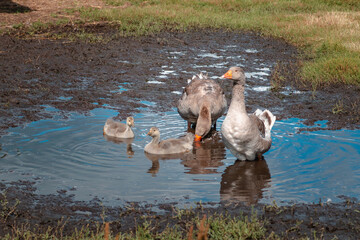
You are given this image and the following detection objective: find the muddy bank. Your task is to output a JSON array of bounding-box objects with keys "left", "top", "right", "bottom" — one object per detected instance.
[
  {"left": 0, "top": 180, "right": 359, "bottom": 239},
  {"left": 0, "top": 28, "right": 359, "bottom": 137}
]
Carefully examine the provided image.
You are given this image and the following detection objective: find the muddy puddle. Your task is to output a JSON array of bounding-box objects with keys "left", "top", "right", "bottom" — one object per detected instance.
[
  {"left": 1, "top": 30, "right": 360, "bottom": 208},
  {"left": 1, "top": 104, "right": 359, "bottom": 206}
]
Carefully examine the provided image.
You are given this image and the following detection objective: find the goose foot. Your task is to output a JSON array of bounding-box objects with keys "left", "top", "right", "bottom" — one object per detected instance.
[
  {"left": 187, "top": 121, "right": 192, "bottom": 130},
  {"left": 256, "top": 153, "right": 263, "bottom": 160}
]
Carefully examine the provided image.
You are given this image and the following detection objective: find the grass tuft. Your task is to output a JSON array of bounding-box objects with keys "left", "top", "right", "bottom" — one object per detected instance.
[{"left": 302, "top": 53, "right": 360, "bottom": 87}]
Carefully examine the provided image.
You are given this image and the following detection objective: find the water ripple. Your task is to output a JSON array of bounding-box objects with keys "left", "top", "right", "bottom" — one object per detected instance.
[{"left": 0, "top": 111, "right": 359, "bottom": 205}]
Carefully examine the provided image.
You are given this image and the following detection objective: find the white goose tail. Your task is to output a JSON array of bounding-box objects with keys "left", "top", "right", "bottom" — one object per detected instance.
[{"left": 254, "top": 109, "right": 276, "bottom": 132}]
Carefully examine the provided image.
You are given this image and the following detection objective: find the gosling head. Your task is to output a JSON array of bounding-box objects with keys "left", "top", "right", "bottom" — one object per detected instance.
[
  {"left": 126, "top": 117, "right": 135, "bottom": 127},
  {"left": 221, "top": 66, "right": 245, "bottom": 84},
  {"left": 147, "top": 127, "right": 160, "bottom": 138}
]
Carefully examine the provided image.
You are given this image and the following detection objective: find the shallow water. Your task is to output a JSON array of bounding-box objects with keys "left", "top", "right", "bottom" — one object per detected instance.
[{"left": 1, "top": 106, "right": 359, "bottom": 206}]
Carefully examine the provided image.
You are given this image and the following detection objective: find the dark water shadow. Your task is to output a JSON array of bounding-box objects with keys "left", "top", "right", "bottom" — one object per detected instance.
[
  {"left": 145, "top": 152, "right": 191, "bottom": 177},
  {"left": 220, "top": 159, "right": 271, "bottom": 205},
  {"left": 181, "top": 131, "right": 226, "bottom": 174},
  {"left": 103, "top": 135, "right": 134, "bottom": 158},
  {"left": 0, "top": 0, "right": 31, "bottom": 13}
]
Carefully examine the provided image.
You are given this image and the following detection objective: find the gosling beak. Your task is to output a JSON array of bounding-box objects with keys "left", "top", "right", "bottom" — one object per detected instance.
[
  {"left": 194, "top": 134, "right": 202, "bottom": 142},
  {"left": 147, "top": 131, "right": 151, "bottom": 136},
  {"left": 221, "top": 70, "right": 232, "bottom": 79}
]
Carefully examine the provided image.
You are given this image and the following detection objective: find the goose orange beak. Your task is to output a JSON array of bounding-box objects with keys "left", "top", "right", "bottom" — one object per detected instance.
[
  {"left": 221, "top": 70, "right": 232, "bottom": 79},
  {"left": 194, "top": 134, "right": 202, "bottom": 142}
]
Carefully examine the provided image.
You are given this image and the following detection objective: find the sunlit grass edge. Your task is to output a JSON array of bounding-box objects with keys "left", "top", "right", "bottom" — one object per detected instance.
[
  {"left": 3, "top": 0, "right": 360, "bottom": 87},
  {"left": 77, "top": 0, "right": 360, "bottom": 87}
]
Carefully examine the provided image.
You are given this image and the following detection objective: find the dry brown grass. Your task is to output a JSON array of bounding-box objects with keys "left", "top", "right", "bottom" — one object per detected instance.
[
  {"left": 305, "top": 11, "right": 359, "bottom": 27},
  {"left": 300, "top": 11, "right": 360, "bottom": 52},
  {"left": 0, "top": 0, "right": 105, "bottom": 29},
  {"left": 104, "top": 222, "right": 110, "bottom": 240},
  {"left": 187, "top": 215, "right": 210, "bottom": 240}
]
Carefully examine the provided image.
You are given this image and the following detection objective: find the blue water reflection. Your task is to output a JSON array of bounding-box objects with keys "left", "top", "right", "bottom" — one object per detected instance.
[
  {"left": 266, "top": 119, "right": 360, "bottom": 203},
  {"left": 0, "top": 108, "right": 359, "bottom": 206}
]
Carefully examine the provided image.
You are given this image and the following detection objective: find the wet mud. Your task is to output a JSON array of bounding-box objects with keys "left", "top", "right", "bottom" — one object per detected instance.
[
  {"left": 1, "top": 180, "right": 359, "bottom": 239},
  {"left": 1, "top": 27, "right": 360, "bottom": 238},
  {"left": 0, "top": 0, "right": 31, "bottom": 14}
]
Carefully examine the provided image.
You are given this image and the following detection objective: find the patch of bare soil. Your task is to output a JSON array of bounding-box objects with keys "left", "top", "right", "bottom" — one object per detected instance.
[
  {"left": 0, "top": 19, "right": 360, "bottom": 240},
  {"left": 0, "top": 0, "right": 105, "bottom": 29},
  {"left": 0, "top": 180, "right": 359, "bottom": 239}
]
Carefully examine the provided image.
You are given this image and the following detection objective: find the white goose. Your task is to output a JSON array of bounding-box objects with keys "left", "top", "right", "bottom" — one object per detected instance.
[
  {"left": 103, "top": 117, "right": 135, "bottom": 139},
  {"left": 177, "top": 73, "right": 227, "bottom": 141},
  {"left": 144, "top": 127, "right": 194, "bottom": 155},
  {"left": 220, "top": 66, "right": 276, "bottom": 160}
]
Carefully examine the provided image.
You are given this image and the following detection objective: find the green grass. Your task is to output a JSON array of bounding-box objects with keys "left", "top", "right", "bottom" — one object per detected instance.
[
  {"left": 0, "top": 210, "right": 272, "bottom": 239},
  {"left": 206, "top": 212, "right": 267, "bottom": 239}
]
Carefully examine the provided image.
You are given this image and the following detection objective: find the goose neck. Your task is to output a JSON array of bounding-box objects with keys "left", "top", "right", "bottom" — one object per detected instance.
[
  {"left": 195, "top": 102, "right": 212, "bottom": 137},
  {"left": 150, "top": 135, "right": 160, "bottom": 145},
  {"left": 229, "top": 81, "right": 246, "bottom": 113}
]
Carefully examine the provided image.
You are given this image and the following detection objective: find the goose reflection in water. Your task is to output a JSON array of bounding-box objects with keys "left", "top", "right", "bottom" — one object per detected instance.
[
  {"left": 181, "top": 132, "right": 226, "bottom": 174},
  {"left": 220, "top": 158, "right": 271, "bottom": 205},
  {"left": 145, "top": 152, "right": 192, "bottom": 177},
  {"left": 144, "top": 131, "right": 226, "bottom": 176},
  {"left": 103, "top": 135, "right": 134, "bottom": 158}
]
